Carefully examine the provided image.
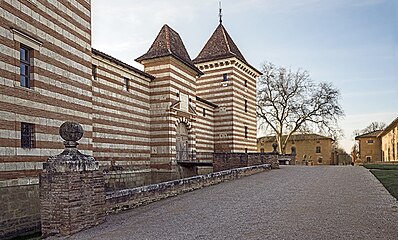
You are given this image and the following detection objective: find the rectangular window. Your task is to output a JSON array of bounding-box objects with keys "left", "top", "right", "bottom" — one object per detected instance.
[
  {"left": 367, "top": 140, "right": 374, "bottom": 144},
  {"left": 223, "top": 73, "right": 228, "bottom": 81},
  {"left": 244, "top": 80, "right": 247, "bottom": 87},
  {"left": 316, "top": 146, "right": 321, "bottom": 153},
  {"left": 124, "top": 77, "right": 130, "bottom": 91},
  {"left": 92, "top": 64, "right": 97, "bottom": 80},
  {"left": 245, "top": 126, "right": 248, "bottom": 138},
  {"left": 245, "top": 100, "right": 248, "bottom": 112},
  {"left": 21, "top": 122, "right": 35, "bottom": 149},
  {"left": 245, "top": 148, "right": 248, "bottom": 153},
  {"left": 203, "top": 108, "right": 206, "bottom": 117},
  {"left": 20, "top": 45, "right": 31, "bottom": 88}
]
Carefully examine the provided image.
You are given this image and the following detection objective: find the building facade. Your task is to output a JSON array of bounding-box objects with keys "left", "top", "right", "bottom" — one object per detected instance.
[
  {"left": 257, "top": 134, "right": 334, "bottom": 165},
  {"left": 355, "top": 130, "right": 383, "bottom": 163},
  {"left": 0, "top": 2, "right": 260, "bottom": 237},
  {"left": 379, "top": 117, "right": 398, "bottom": 162}
]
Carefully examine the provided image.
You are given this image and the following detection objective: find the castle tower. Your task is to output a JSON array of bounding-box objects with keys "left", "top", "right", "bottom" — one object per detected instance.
[
  {"left": 193, "top": 23, "right": 261, "bottom": 153},
  {"left": 136, "top": 25, "right": 202, "bottom": 181}
]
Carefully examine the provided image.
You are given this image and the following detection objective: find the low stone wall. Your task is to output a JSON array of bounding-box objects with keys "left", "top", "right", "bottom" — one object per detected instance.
[
  {"left": 106, "top": 164, "right": 271, "bottom": 213},
  {"left": 0, "top": 180, "right": 40, "bottom": 240},
  {"left": 213, "top": 153, "right": 280, "bottom": 172},
  {"left": 103, "top": 170, "right": 152, "bottom": 191}
]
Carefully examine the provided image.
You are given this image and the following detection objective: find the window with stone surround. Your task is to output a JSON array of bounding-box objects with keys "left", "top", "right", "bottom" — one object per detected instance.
[
  {"left": 316, "top": 146, "right": 321, "bottom": 153},
  {"left": 21, "top": 122, "right": 35, "bottom": 149},
  {"left": 20, "top": 45, "right": 31, "bottom": 88},
  {"left": 12, "top": 28, "right": 42, "bottom": 89}
]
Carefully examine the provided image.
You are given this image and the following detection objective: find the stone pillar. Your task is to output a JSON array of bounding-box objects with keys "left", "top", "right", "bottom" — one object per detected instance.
[{"left": 40, "top": 122, "right": 105, "bottom": 237}]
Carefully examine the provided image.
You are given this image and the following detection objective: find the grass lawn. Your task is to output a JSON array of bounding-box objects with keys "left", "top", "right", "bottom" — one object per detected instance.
[
  {"left": 363, "top": 164, "right": 398, "bottom": 170},
  {"left": 363, "top": 164, "right": 398, "bottom": 200}
]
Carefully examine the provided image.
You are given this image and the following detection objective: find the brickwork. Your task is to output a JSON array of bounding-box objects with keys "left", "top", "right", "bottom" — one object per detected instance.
[
  {"left": 258, "top": 134, "right": 334, "bottom": 165},
  {"left": 0, "top": 184, "right": 40, "bottom": 240},
  {"left": 106, "top": 164, "right": 271, "bottom": 213},
  {"left": 193, "top": 24, "right": 261, "bottom": 153},
  {"left": 195, "top": 99, "right": 216, "bottom": 157},
  {"left": 0, "top": 0, "right": 93, "bottom": 180},
  {"left": 103, "top": 170, "right": 151, "bottom": 191},
  {"left": 91, "top": 50, "right": 152, "bottom": 170},
  {"left": 213, "top": 152, "right": 280, "bottom": 172},
  {"left": 40, "top": 122, "right": 105, "bottom": 237},
  {"left": 40, "top": 171, "right": 105, "bottom": 237},
  {"left": 0, "top": 2, "right": 265, "bottom": 238}
]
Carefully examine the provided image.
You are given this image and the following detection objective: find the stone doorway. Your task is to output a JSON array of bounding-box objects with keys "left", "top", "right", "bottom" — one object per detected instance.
[{"left": 176, "top": 123, "right": 189, "bottom": 161}]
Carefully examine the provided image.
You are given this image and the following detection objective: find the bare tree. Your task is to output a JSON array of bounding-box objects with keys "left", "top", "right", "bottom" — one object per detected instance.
[
  {"left": 351, "top": 143, "right": 359, "bottom": 162},
  {"left": 257, "top": 62, "right": 344, "bottom": 153},
  {"left": 353, "top": 122, "right": 386, "bottom": 136}
]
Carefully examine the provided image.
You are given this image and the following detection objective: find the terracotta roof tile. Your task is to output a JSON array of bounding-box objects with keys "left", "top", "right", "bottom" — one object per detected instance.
[
  {"left": 258, "top": 134, "right": 334, "bottom": 142},
  {"left": 193, "top": 24, "right": 246, "bottom": 64},
  {"left": 355, "top": 130, "right": 384, "bottom": 139},
  {"left": 135, "top": 24, "right": 202, "bottom": 75},
  {"left": 193, "top": 24, "right": 261, "bottom": 75}
]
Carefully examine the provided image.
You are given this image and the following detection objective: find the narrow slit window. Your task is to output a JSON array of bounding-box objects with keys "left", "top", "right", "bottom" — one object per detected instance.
[
  {"left": 245, "top": 126, "right": 248, "bottom": 138},
  {"left": 223, "top": 73, "right": 228, "bottom": 81},
  {"left": 92, "top": 64, "right": 97, "bottom": 80},
  {"left": 203, "top": 108, "right": 206, "bottom": 117},
  {"left": 124, "top": 77, "right": 130, "bottom": 91},
  {"left": 245, "top": 100, "right": 248, "bottom": 112}
]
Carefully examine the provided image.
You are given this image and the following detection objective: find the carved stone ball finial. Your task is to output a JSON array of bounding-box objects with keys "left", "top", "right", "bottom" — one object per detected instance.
[{"left": 59, "top": 122, "right": 83, "bottom": 148}]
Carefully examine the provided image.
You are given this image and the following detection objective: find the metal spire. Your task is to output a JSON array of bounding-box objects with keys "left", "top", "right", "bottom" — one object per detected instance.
[{"left": 219, "top": 1, "right": 223, "bottom": 24}]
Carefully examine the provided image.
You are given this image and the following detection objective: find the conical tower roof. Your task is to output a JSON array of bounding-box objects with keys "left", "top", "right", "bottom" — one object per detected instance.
[
  {"left": 193, "top": 24, "right": 247, "bottom": 64},
  {"left": 136, "top": 24, "right": 201, "bottom": 74}
]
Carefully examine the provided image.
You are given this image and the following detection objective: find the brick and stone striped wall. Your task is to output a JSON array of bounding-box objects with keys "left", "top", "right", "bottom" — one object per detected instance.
[
  {"left": 0, "top": 0, "right": 93, "bottom": 180},
  {"left": 195, "top": 99, "right": 216, "bottom": 160},
  {"left": 195, "top": 58, "right": 259, "bottom": 153},
  {"left": 140, "top": 56, "right": 199, "bottom": 183},
  {"left": 92, "top": 51, "right": 153, "bottom": 189},
  {"left": 0, "top": 1, "right": 92, "bottom": 238}
]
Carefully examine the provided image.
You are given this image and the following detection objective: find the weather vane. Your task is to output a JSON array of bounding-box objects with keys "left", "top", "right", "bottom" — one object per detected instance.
[{"left": 219, "top": 1, "right": 223, "bottom": 24}]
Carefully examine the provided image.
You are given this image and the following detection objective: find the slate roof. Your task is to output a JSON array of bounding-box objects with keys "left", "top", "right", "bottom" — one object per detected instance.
[
  {"left": 258, "top": 134, "right": 334, "bottom": 143},
  {"left": 92, "top": 48, "right": 155, "bottom": 80},
  {"left": 135, "top": 24, "right": 202, "bottom": 75}
]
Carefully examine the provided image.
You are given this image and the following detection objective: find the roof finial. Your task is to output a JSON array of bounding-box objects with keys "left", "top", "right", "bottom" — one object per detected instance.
[{"left": 219, "top": 1, "right": 223, "bottom": 24}]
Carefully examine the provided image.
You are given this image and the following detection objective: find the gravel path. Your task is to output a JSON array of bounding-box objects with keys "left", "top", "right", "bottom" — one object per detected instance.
[{"left": 68, "top": 166, "right": 398, "bottom": 240}]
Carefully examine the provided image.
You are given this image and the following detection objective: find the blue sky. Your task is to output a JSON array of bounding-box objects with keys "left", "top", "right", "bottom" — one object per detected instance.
[{"left": 92, "top": 0, "right": 398, "bottom": 152}]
